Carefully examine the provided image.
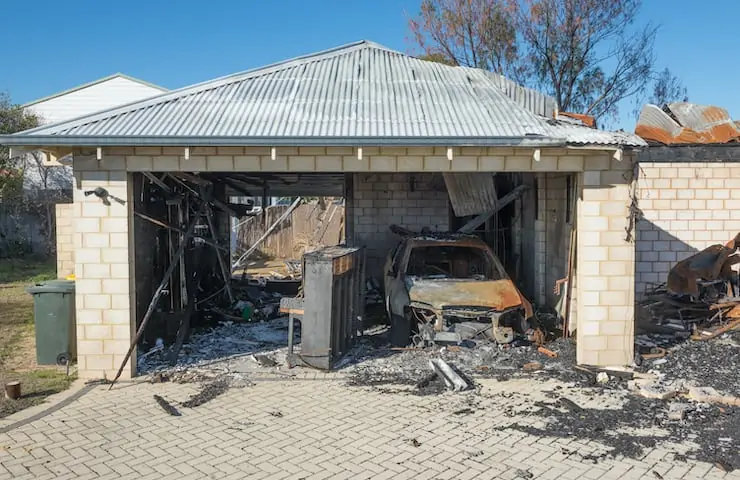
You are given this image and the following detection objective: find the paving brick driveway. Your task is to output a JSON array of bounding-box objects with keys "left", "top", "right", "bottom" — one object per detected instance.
[{"left": 0, "top": 373, "right": 734, "bottom": 480}]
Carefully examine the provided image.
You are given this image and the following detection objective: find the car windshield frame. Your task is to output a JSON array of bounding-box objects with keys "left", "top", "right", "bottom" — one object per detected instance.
[{"left": 400, "top": 241, "right": 507, "bottom": 281}]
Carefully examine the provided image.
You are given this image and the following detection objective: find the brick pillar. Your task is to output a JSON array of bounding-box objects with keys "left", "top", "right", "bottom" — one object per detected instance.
[
  {"left": 577, "top": 164, "right": 635, "bottom": 366},
  {"left": 73, "top": 163, "right": 134, "bottom": 380},
  {"left": 55, "top": 203, "right": 75, "bottom": 278}
]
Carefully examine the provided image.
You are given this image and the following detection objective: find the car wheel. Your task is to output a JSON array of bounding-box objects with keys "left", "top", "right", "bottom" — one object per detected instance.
[{"left": 390, "top": 314, "right": 411, "bottom": 347}]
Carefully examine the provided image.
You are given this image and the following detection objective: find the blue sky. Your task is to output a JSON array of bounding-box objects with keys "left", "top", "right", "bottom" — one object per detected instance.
[{"left": 2, "top": 0, "right": 738, "bottom": 131}]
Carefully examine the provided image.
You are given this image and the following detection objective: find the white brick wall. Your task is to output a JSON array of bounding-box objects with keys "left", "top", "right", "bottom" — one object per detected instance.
[
  {"left": 636, "top": 162, "right": 740, "bottom": 297},
  {"left": 55, "top": 203, "right": 75, "bottom": 278},
  {"left": 72, "top": 166, "right": 133, "bottom": 380},
  {"left": 577, "top": 158, "right": 636, "bottom": 367},
  {"left": 353, "top": 173, "right": 449, "bottom": 277}
]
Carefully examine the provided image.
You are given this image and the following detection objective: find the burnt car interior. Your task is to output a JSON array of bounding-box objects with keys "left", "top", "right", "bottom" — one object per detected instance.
[{"left": 406, "top": 245, "right": 501, "bottom": 280}]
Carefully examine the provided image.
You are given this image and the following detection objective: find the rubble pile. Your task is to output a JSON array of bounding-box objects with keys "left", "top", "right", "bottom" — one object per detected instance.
[
  {"left": 344, "top": 328, "right": 580, "bottom": 392},
  {"left": 644, "top": 330, "right": 740, "bottom": 397},
  {"left": 138, "top": 317, "right": 293, "bottom": 378},
  {"left": 637, "top": 283, "right": 740, "bottom": 340},
  {"left": 637, "top": 236, "right": 740, "bottom": 346}
]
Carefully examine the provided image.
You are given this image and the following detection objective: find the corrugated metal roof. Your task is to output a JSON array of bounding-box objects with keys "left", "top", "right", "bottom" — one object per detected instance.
[
  {"left": 484, "top": 73, "right": 557, "bottom": 118},
  {"left": 6, "top": 41, "right": 644, "bottom": 148},
  {"left": 443, "top": 173, "right": 499, "bottom": 216},
  {"left": 635, "top": 103, "right": 740, "bottom": 145},
  {"left": 545, "top": 119, "right": 646, "bottom": 147}
]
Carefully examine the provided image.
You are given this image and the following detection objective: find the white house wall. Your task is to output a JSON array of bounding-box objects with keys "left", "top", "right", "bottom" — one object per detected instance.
[{"left": 26, "top": 76, "right": 166, "bottom": 125}]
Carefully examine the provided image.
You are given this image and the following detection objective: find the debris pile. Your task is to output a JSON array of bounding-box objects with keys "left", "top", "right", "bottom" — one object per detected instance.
[
  {"left": 636, "top": 235, "right": 740, "bottom": 342},
  {"left": 346, "top": 328, "right": 579, "bottom": 393},
  {"left": 639, "top": 330, "right": 740, "bottom": 398},
  {"left": 636, "top": 102, "right": 740, "bottom": 144}
]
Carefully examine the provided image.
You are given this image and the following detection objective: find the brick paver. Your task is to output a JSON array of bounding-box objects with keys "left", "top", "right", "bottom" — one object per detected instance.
[{"left": 0, "top": 375, "right": 734, "bottom": 479}]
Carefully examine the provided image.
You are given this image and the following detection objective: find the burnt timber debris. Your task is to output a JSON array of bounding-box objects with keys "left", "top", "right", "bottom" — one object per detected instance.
[{"left": 637, "top": 233, "right": 740, "bottom": 345}]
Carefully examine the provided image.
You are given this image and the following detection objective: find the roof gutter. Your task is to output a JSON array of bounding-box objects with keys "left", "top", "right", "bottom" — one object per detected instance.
[{"left": 0, "top": 135, "right": 568, "bottom": 148}]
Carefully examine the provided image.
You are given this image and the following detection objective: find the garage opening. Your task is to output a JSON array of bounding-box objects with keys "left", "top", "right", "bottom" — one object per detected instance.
[
  {"left": 352, "top": 171, "right": 578, "bottom": 345},
  {"left": 127, "top": 169, "right": 577, "bottom": 376},
  {"left": 130, "top": 171, "right": 347, "bottom": 363}
]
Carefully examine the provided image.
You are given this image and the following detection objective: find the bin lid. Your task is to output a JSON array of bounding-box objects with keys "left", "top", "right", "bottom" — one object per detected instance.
[{"left": 26, "top": 280, "right": 75, "bottom": 294}]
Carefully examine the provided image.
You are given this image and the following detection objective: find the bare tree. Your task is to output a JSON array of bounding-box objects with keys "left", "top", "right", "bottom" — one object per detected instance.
[
  {"left": 408, "top": 0, "right": 525, "bottom": 81},
  {"left": 648, "top": 68, "right": 688, "bottom": 106},
  {"left": 409, "top": 0, "right": 660, "bottom": 123},
  {"left": 631, "top": 67, "right": 689, "bottom": 119}
]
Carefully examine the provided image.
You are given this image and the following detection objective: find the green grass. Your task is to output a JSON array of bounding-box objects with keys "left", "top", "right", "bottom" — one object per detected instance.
[
  {"left": 0, "top": 256, "right": 74, "bottom": 419},
  {"left": 0, "top": 257, "right": 56, "bottom": 284}
]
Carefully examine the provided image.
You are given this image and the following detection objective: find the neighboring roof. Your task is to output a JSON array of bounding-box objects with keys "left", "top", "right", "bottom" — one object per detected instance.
[
  {"left": 22, "top": 73, "right": 168, "bottom": 109},
  {"left": 5, "top": 41, "right": 645, "bottom": 148},
  {"left": 635, "top": 102, "right": 740, "bottom": 145}
]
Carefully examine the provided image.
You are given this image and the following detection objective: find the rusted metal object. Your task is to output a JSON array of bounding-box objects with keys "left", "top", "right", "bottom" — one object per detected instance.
[
  {"left": 559, "top": 112, "right": 596, "bottom": 128},
  {"left": 667, "top": 233, "right": 740, "bottom": 297},
  {"left": 407, "top": 279, "right": 525, "bottom": 314},
  {"left": 636, "top": 103, "right": 740, "bottom": 145},
  {"left": 537, "top": 346, "right": 558, "bottom": 358}
]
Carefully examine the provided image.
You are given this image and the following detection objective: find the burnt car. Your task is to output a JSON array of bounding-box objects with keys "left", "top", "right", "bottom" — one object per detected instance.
[{"left": 384, "top": 232, "right": 534, "bottom": 347}]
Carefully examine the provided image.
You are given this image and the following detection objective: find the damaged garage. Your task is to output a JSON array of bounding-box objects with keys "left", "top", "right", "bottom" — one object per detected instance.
[{"left": 1, "top": 40, "right": 646, "bottom": 379}]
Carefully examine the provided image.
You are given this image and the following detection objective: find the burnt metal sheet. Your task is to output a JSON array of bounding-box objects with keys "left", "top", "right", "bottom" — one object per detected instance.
[
  {"left": 443, "top": 173, "right": 497, "bottom": 217},
  {"left": 667, "top": 232, "right": 740, "bottom": 296},
  {"left": 407, "top": 278, "right": 523, "bottom": 312},
  {"left": 636, "top": 103, "right": 740, "bottom": 145}
]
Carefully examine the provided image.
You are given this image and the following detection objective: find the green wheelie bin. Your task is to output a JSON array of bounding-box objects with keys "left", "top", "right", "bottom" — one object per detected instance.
[{"left": 26, "top": 280, "right": 76, "bottom": 365}]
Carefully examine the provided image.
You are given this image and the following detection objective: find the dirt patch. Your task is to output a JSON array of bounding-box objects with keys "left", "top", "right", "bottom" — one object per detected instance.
[
  {"left": 0, "top": 369, "right": 75, "bottom": 419},
  {"left": 0, "top": 258, "right": 72, "bottom": 419}
]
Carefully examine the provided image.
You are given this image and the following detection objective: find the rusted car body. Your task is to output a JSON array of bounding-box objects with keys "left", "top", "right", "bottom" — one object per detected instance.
[{"left": 383, "top": 233, "right": 534, "bottom": 347}]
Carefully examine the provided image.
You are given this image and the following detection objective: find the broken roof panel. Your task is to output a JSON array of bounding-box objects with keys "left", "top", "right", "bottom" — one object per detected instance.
[
  {"left": 635, "top": 102, "right": 740, "bottom": 145},
  {"left": 4, "top": 41, "right": 645, "bottom": 148},
  {"left": 546, "top": 119, "right": 645, "bottom": 147}
]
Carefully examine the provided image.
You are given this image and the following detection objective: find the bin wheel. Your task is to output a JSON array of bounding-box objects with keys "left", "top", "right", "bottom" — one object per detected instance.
[{"left": 56, "top": 353, "right": 70, "bottom": 366}]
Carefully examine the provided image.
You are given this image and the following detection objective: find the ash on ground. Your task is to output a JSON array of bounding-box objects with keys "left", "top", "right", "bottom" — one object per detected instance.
[
  {"left": 137, "top": 316, "right": 295, "bottom": 383},
  {"left": 498, "top": 389, "right": 739, "bottom": 472},
  {"left": 343, "top": 327, "right": 581, "bottom": 390},
  {"left": 640, "top": 331, "right": 740, "bottom": 397},
  {"left": 343, "top": 327, "right": 739, "bottom": 471}
]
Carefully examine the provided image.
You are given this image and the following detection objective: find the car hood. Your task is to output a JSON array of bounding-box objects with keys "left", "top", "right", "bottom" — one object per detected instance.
[{"left": 405, "top": 277, "right": 524, "bottom": 312}]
